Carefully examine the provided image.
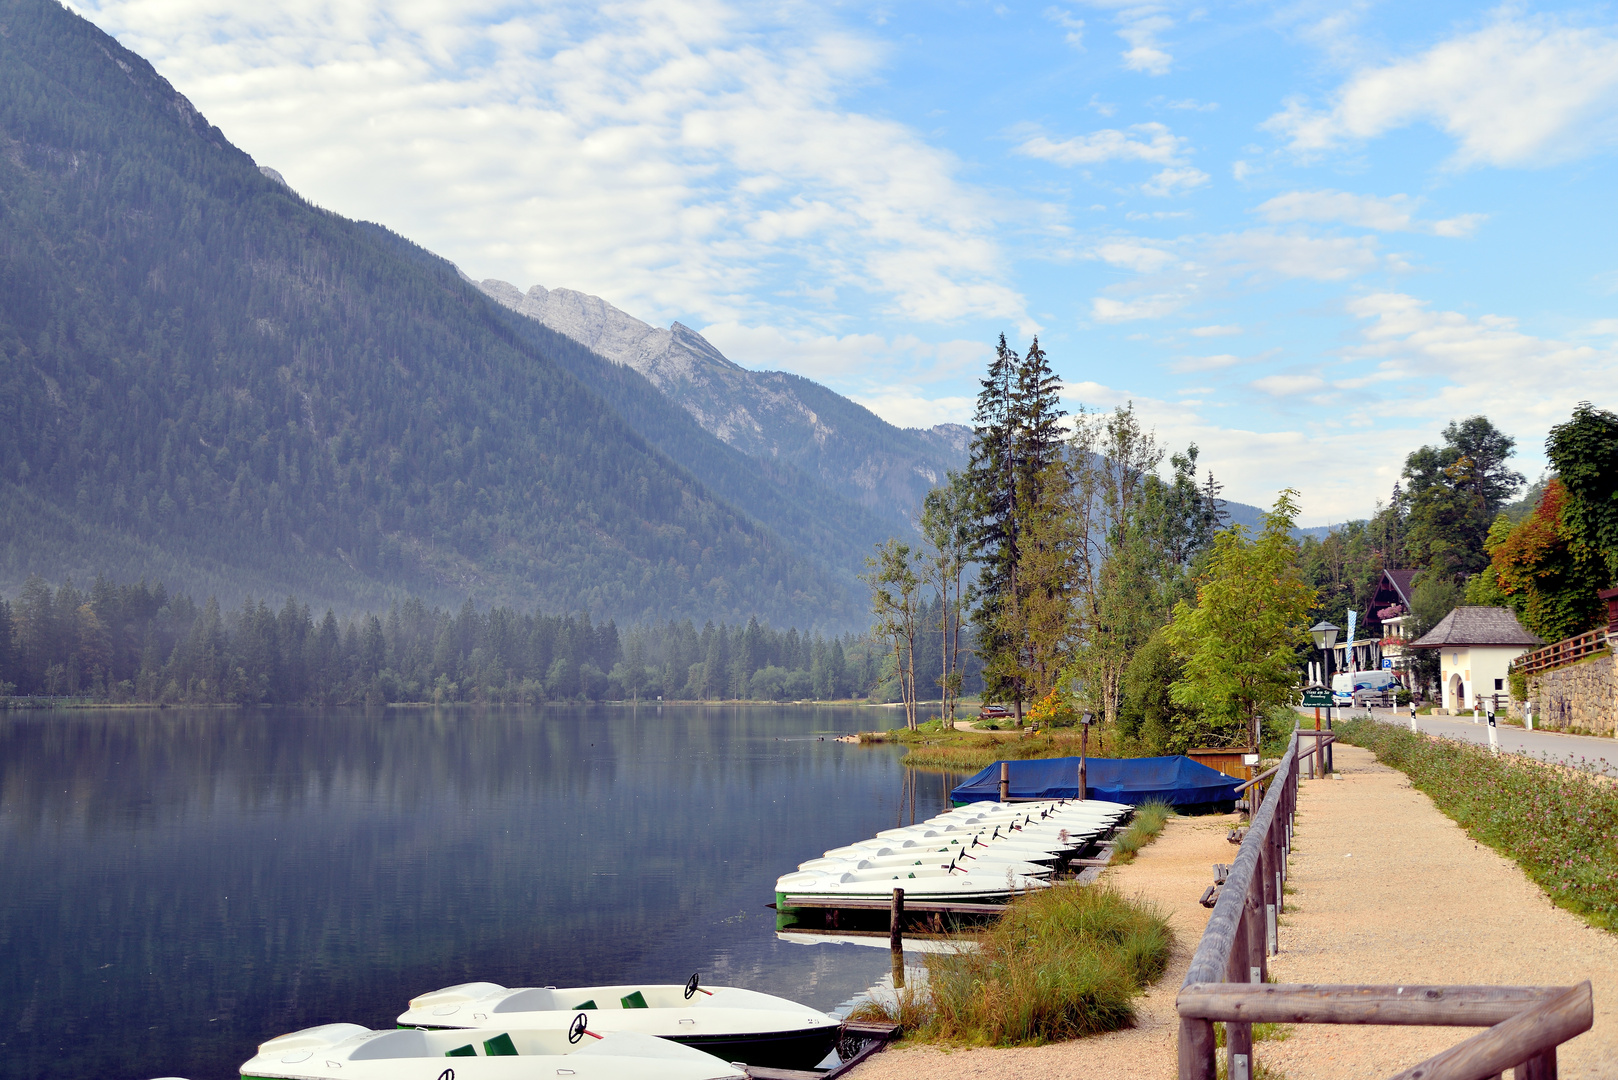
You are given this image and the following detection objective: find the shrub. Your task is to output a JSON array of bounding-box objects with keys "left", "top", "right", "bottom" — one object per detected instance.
[
  {"left": 1336, "top": 718, "right": 1618, "bottom": 931},
  {"left": 857, "top": 883, "right": 1173, "bottom": 1046}
]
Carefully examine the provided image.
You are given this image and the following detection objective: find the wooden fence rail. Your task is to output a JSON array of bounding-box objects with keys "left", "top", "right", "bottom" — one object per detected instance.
[
  {"left": 1176, "top": 730, "right": 1594, "bottom": 1080},
  {"left": 1516, "top": 626, "right": 1612, "bottom": 676}
]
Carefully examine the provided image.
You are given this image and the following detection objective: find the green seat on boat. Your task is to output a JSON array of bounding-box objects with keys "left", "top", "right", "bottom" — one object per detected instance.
[
  {"left": 572, "top": 1000, "right": 598, "bottom": 1010},
  {"left": 446, "top": 1044, "right": 477, "bottom": 1057},
  {"left": 620, "top": 991, "right": 649, "bottom": 1010},
  {"left": 483, "top": 1033, "right": 518, "bottom": 1057}
]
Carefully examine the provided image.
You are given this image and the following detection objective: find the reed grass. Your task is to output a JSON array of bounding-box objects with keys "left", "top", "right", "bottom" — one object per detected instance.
[
  {"left": 1335, "top": 718, "right": 1618, "bottom": 932},
  {"left": 1108, "top": 800, "right": 1173, "bottom": 865},
  {"left": 850, "top": 883, "right": 1173, "bottom": 1046}
]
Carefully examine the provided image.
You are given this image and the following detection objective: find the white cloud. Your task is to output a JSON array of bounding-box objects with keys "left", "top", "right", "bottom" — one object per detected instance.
[
  {"left": 1119, "top": 12, "right": 1174, "bottom": 75},
  {"left": 1170, "top": 353, "right": 1242, "bottom": 373},
  {"left": 1343, "top": 292, "right": 1616, "bottom": 433},
  {"left": 73, "top": 0, "right": 1027, "bottom": 335},
  {"left": 1142, "top": 166, "right": 1209, "bottom": 197},
  {"left": 1201, "top": 230, "right": 1379, "bottom": 282},
  {"left": 699, "top": 322, "right": 989, "bottom": 385},
  {"left": 1264, "top": 15, "right": 1618, "bottom": 167},
  {"left": 1190, "top": 324, "right": 1241, "bottom": 337},
  {"left": 1016, "top": 122, "right": 1188, "bottom": 166},
  {"left": 850, "top": 389, "right": 977, "bottom": 428},
  {"left": 1092, "top": 294, "right": 1185, "bottom": 322},
  {"left": 1043, "top": 6, "right": 1085, "bottom": 48},
  {"left": 1256, "top": 190, "right": 1485, "bottom": 237},
  {"left": 1251, "top": 373, "right": 1326, "bottom": 396},
  {"left": 1093, "top": 241, "right": 1175, "bottom": 273}
]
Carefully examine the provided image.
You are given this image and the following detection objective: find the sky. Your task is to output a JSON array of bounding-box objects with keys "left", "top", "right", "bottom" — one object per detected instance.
[{"left": 69, "top": 0, "right": 1618, "bottom": 524}]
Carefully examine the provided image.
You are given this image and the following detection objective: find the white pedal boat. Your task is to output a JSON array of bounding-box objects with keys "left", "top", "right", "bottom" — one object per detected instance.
[
  {"left": 775, "top": 869, "right": 1049, "bottom": 908},
  {"left": 781, "top": 856, "right": 1051, "bottom": 883},
  {"left": 821, "top": 835, "right": 1068, "bottom": 863},
  {"left": 398, "top": 979, "right": 839, "bottom": 1070},
  {"left": 241, "top": 1023, "right": 745, "bottom": 1080},
  {"left": 795, "top": 851, "right": 1056, "bottom": 874}
]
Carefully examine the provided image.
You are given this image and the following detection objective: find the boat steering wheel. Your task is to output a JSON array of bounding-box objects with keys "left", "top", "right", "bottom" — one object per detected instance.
[
  {"left": 685, "top": 973, "right": 701, "bottom": 1000},
  {"left": 568, "top": 1013, "right": 589, "bottom": 1044}
]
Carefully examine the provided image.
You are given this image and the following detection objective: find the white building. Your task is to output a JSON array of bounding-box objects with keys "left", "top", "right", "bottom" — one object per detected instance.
[{"left": 1408, "top": 607, "right": 1542, "bottom": 714}]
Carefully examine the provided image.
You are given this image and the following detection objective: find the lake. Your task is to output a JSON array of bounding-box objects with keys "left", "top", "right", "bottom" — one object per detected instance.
[{"left": 0, "top": 704, "right": 961, "bottom": 1080}]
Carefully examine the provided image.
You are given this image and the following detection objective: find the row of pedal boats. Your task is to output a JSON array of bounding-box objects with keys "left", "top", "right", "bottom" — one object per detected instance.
[
  {"left": 775, "top": 798, "right": 1134, "bottom": 907},
  {"left": 160, "top": 976, "right": 842, "bottom": 1080}
]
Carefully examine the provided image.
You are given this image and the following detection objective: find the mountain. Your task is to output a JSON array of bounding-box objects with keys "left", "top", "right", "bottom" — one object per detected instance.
[
  {"left": 477, "top": 281, "right": 970, "bottom": 533},
  {"left": 0, "top": 0, "right": 863, "bottom": 627}
]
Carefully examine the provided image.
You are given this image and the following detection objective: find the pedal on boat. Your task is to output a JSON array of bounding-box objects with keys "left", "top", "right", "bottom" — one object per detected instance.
[{"left": 398, "top": 980, "right": 839, "bottom": 1070}]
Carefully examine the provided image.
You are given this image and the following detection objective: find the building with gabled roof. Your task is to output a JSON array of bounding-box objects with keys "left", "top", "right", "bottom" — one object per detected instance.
[{"left": 1408, "top": 607, "right": 1543, "bottom": 713}]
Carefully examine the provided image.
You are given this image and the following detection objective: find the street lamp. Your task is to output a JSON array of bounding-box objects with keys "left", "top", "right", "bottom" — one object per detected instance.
[
  {"left": 1309, "top": 621, "right": 1341, "bottom": 686},
  {"left": 1308, "top": 621, "right": 1341, "bottom": 777}
]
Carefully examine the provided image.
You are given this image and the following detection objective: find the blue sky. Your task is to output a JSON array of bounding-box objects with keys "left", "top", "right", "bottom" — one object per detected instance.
[{"left": 72, "top": 0, "right": 1618, "bottom": 523}]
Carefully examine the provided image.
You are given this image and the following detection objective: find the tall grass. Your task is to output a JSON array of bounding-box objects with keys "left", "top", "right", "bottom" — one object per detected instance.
[
  {"left": 1110, "top": 800, "right": 1173, "bottom": 864},
  {"left": 1335, "top": 718, "right": 1618, "bottom": 931},
  {"left": 852, "top": 884, "right": 1173, "bottom": 1046}
]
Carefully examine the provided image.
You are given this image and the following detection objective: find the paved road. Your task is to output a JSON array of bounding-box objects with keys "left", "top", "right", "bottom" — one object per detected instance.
[{"left": 1337, "top": 706, "right": 1618, "bottom": 777}]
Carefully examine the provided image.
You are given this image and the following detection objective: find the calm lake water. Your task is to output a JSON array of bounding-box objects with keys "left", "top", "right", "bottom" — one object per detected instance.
[{"left": 0, "top": 705, "right": 961, "bottom": 1080}]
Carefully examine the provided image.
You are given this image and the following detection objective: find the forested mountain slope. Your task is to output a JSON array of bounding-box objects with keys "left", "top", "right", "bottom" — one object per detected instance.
[
  {"left": 0, "top": 0, "right": 857, "bottom": 627},
  {"left": 479, "top": 281, "right": 970, "bottom": 532}
]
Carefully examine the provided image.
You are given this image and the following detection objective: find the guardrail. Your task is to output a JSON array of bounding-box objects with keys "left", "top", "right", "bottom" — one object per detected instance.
[
  {"left": 1175, "top": 730, "right": 1594, "bottom": 1080},
  {"left": 1516, "top": 626, "right": 1612, "bottom": 676}
]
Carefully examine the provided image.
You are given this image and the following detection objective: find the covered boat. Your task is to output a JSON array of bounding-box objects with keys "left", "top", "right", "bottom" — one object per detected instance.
[
  {"left": 241, "top": 1023, "right": 745, "bottom": 1080},
  {"left": 398, "top": 981, "right": 839, "bottom": 1070},
  {"left": 950, "top": 757, "right": 1240, "bottom": 807}
]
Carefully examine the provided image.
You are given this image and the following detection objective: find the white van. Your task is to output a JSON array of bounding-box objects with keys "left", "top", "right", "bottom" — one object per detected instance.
[{"left": 1332, "top": 669, "right": 1399, "bottom": 704}]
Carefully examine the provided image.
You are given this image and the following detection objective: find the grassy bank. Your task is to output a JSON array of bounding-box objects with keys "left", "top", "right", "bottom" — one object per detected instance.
[
  {"left": 1109, "top": 801, "right": 1173, "bottom": 865},
  {"left": 1335, "top": 718, "right": 1618, "bottom": 932},
  {"left": 853, "top": 883, "right": 1173, "bottom": 1046},
  {"left": 894, "top": 725, "right": 1153, "bottom": 771}
]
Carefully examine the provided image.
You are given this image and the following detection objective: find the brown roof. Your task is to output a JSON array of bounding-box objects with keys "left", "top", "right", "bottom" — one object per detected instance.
[
  {"left": 1384, "top": 569, "right": 1418, "bottom": 607},
  {"left": 1408, "top": 606, "right": 1543, "bottom": 649}
]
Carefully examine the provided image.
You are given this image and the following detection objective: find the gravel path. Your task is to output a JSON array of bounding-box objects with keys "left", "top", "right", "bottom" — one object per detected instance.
[
  {"left": 1258, "top": 744, "right": 1618, "bottom": 1078},
  {"left": 843, "top": 811, "right": 1241, "bottom": 1080}
]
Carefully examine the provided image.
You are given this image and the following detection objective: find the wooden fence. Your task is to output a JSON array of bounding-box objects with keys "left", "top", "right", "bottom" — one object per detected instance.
[
  {"left": 1515, "top": 626, "right": 1612, "bottom": 676},
  {"left": 1176, "top": 730, "right": 1594, "bottom": 1080}
]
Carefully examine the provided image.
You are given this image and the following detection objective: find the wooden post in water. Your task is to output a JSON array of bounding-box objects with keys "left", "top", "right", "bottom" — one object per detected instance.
[
  {"left": 1078, "top": 720, "right": 1089, "bottom": 800},
  {"left": 890, "top": 888, "right": 905, "bottom": 989},
  {"left": 998, "top": 762, "right": 1010, "bottom": 803}
]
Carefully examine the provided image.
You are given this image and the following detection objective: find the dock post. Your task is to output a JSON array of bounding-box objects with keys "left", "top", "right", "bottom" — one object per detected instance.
[
  {"left": 998, "top": 762, "right": 1009, "bottom": 803},
  {"left": 890, "top": 888, "right": 905, "bottom": 988}
]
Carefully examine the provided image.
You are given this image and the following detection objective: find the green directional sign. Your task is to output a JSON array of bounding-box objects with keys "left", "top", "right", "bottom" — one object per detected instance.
[{"left": 1301, "top": 688, "right": 1333, "bottom": 708}]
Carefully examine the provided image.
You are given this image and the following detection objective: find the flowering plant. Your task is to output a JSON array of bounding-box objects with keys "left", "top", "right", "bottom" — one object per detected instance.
[{"left": 1027, "top": 688, "right": 1080, "bottom": 727}]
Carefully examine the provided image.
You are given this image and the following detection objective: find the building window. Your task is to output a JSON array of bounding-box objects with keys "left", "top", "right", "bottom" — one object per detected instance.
[{"left": 1494, "top": 678, "right": 1504, "bottom": 691}]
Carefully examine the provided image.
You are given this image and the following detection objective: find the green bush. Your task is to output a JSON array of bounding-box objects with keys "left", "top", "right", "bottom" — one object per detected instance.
[
  {"left": 1336, "top": 719, "right": 1618, "bottom": 930},
  {"left": 854, "top": 883, "right": 1173, "bottom": 1045}
]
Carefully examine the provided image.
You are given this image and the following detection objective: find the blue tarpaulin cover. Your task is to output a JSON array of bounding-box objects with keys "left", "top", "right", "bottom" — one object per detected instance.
[{"left": 950, "top": 755, "right": 1241, "bottom": 807}]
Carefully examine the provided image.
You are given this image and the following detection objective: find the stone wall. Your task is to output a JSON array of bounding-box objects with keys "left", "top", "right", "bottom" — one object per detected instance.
[{"left": 1526, "top": 643, "right": 1617, "bottom": 737}]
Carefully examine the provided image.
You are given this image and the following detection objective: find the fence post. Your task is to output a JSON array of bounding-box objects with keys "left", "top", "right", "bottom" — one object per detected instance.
[
  {"left": 1178, "top": 1017, "right": 1216, "bottom": 1080},
  {"left": 1260, "top": 835, "right": 1277, "bottom": 955},
  {"left": 1224, "top": 927, "right": 1253, "bottom": 1080},
  {"left": 1243, "top": 864, "right": 1266, "bottom": 984}
]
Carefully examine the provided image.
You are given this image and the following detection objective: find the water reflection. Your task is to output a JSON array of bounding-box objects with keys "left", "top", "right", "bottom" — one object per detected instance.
[{"left": 0, "top": 705, "right": 955, "bottom": 1080}]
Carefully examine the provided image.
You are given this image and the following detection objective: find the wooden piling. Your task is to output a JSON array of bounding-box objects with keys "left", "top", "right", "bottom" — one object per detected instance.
[
  {"left": 998, "top": 762, "right": 1009, "bottom": 803},
  {"left": 889, "top": 888, "right": 905, "bottom": 988}
]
